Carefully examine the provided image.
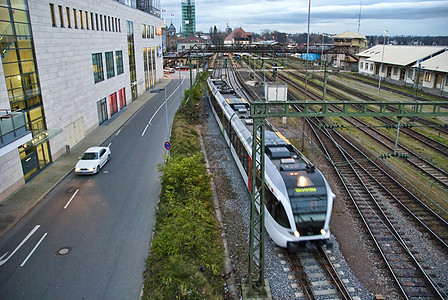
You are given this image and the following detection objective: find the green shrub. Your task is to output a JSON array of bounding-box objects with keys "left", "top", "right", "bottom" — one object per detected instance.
[{"left": 142, "top": 71, "right": 224, "bottom": 300}]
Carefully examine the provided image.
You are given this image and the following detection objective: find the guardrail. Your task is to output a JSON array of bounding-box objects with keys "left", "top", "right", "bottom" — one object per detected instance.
[{"left": 0, "top": 109, "right": 29, "bottom": 146}]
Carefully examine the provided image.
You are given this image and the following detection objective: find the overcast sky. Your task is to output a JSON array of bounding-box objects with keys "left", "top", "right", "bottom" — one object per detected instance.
[{"left": 160, "top": 0, "right": 448, "bottom": 36}]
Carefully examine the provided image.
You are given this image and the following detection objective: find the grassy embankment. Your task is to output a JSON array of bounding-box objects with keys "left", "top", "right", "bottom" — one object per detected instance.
[{"left": 142, "top": 71, "right": 225, "bottom": 299}]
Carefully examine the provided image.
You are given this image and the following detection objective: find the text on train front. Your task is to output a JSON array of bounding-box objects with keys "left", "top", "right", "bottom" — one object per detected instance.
[{"left": 283, "top": 169, "right": 328, "bottom": 237}]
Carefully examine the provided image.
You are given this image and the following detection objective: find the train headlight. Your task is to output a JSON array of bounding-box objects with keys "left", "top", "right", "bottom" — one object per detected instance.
[
  {"left": 293, "top": 231, "right": 300, "bottom": 238},
  {"left": 320, "top": 229, "right": 327, "bottom": 236}
]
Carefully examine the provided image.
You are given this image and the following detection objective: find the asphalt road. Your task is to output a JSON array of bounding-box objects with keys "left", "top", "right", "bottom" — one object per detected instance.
[{"left": 0, "top": 73, "right": 190, "bottom": 299}]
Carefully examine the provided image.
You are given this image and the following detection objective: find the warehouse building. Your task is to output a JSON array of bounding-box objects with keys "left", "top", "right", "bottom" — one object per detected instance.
[
  {"left": 357, "top": 45, "right": 447, "bottom": 96},
  {"left": 0, "top": 0, "right": 164, "bottom": 202}
]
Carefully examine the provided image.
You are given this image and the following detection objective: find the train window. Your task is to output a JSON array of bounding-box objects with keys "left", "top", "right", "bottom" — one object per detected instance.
[
  {"left": 265, "top": 188, "right": 290, "bottom": 228},
  {"left": 274, "top": 202, "right": 289, "bottom": 228}
]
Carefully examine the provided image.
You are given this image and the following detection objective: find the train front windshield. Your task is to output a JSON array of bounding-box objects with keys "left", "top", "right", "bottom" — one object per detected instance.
[{"left": 283, "top": 171, "right": 328, "bottom": 236}]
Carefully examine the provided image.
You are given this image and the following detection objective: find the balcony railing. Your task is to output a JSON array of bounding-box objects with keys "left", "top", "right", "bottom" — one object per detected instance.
[{"left": 0, "top": 109, "right": 29, "bottom": 147}]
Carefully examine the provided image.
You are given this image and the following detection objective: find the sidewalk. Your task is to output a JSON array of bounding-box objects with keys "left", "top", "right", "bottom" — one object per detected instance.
[{"left": 0, "top": 79, "right": 171, "bottom": 239}]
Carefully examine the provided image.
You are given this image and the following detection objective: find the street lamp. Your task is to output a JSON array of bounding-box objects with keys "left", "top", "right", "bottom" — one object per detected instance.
[
  {"left": 378, "top": 30, "right": 387, "bottom": 95},
  {"left": 321, "top": 33, "right": 325, "bottom": 71},
  {"left": 304, "top": 0, "right": 311, "bottom": 100}
]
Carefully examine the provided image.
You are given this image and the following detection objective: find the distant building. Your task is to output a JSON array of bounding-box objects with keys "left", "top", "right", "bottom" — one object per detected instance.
[
  {"left": 331, "top": 31, "right": 367, "bottom": 70},
  {"left": 181, "top": 0, "right": 196, "bottom": 37},
  {"left": 357, "top": 45, "right": 448, "bottom": 95},
  {"left": 165, "top": 22, "right": 178, "bottom": 52},
  {"left": 224, "top": 28, "right": 252, "bottom": 45},
  {"left": 332, "top": 31, "right": 367, "bottom": 49},
  {"left": 416, "top": 51, "right": 448, "bottom": 94},
  {"left": 167, "top": 21, "right": 176, "bottom": 36},
  {"left": 176, "top": 35, "right": 207, "bottom": 52}
]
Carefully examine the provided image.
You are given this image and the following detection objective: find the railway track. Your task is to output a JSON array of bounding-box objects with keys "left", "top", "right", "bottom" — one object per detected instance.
[
  {"left": 275, "top": 67, "right": 448, "bottom": 195},
  {"left": 341, "top": 116, "right": 448, "bottom": 191},
  {"left": 281, "top": 70, "right": 448, "bottom": 150},
  {"left": 308, "top": 121, "right": 448, "bottom": 299},
  {"left": 224, "top": 56, "right": 448, "bottom": 298},
  {"left": 284, "top": 245, "right": 352, "bottom": 300},
  {"left": 335, "top": 72, "right": 448, "bottom": 103}
]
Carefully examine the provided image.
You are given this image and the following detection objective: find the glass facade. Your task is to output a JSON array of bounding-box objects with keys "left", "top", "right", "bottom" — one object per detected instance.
[
  {"left": 105, "top": 51, "right": 115, "bottom": 78},
  {"left": 116, "top": 50, "right": 123, "bottom": 75},
  {"left": 92, "top": 53, "right": 104, "bottom": 83},
  {"left": 127, "top": 20, "right": 137, "bottom": 100},
  {"left": 0, "top": 0, "right": 51, "bottom": 180}
]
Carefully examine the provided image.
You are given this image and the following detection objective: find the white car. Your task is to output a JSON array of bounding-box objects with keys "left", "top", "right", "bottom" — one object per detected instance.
[{"left": 74, "top": 147, "right": 111, "bottom": 175}]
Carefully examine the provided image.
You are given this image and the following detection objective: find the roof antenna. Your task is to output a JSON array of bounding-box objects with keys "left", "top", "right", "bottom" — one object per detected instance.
[{"left": 357, "top": 0, "right": 362, "bottom": 33}]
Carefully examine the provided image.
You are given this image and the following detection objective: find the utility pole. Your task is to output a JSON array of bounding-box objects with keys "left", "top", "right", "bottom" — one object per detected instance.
[{"left": 378, "top": 30, "right": 387, "bottom": 95}]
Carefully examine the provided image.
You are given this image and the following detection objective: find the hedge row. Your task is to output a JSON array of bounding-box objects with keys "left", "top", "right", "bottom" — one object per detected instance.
[{"left": 142, "top": 71, "right": 225, "bottom": 299}]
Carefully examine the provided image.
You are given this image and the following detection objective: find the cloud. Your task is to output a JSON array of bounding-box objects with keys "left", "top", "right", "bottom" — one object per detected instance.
[{"left": 161, "top": 0, "right": 448, "bottom": 36}]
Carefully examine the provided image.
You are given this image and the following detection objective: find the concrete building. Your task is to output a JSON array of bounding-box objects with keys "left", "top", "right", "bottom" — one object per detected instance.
[
  {"left": 357, "top": 45, "right": 447, "bottom": 96},
  {"left": 0, "top": 0, "right": 164, "bottom": 202}
]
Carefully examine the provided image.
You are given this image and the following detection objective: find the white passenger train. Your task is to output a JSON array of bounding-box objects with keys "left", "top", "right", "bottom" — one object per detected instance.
[{"left": 207, "top": 77, "right": 335, "bottom": 252}]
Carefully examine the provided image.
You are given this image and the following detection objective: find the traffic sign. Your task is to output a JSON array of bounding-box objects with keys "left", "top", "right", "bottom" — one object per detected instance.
[{"left": 164, "top": 142, "right": 171, "bottom": 150}]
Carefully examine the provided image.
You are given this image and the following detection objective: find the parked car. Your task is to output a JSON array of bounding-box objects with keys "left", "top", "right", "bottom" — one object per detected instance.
[{"left": 74, "top": 147, "right": 111, "bottom": 175}]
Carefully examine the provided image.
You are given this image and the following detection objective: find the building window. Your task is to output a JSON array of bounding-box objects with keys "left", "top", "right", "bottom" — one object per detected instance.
[
  {"left": 105, "top": 51, "right": 115, "bottom": 78},
  {"left": 119, "top": 87, "right": 126, "bottom": 108},
  {"left": 370, "top": 64, "right": 374, "bottom": 71},
  {"left": 96, "top": 13, "right": 99, "bottom": 30},
  {"left": 97, "top": 98, "right": 108, "bottom": 124},
  {"left": 85, "top": 11, "right": 89, "bottom": 29},
  {"left": 360, "top": 62, "right": 364, "bottom": 69},
  {"left": 92, "top": 53, "right": 104, "bottom": 83},
  {"left": 109, "top": 92, "right": 118, "bottom": 116},
  {"left": 393, "top": 67, "right": 398, "bottom": 76},
  {"left": 108, "top": 16, "right": 111, "bottom": 32},
  {"left": 118, "top": 19, "right": 121, "bottom": 32},
  {"left": 115, "top": 18, "right": 118, "bottom": 32},
  {"left": 79, "top": 10, "right": 83, "bottom": 29},
  {"left": 142, "top": 24, "right": 146, "bottom": 38},
  {"left": 127, "top": 20, "right": 137, "bottom": 100},
  {"left": 100, "top": 14, "right": 103, "bottom": 30},
  {"left": 104, "top": 15, "right": 107, "bottom": 31},
  {"left": 116, "top": 50, "right": 124, "bottom": 75},
  {"left": 91, "top": 12, "right": 95, "bottom": 30},
  {"left": 49, "top": 4, "right": 56, "bottom": 27},
  {"left": 425, "top": 72, "right": 432, "bottom": 82},
  {"left": 66, "top": 7, "right": 71, "bottom": 28},
  {"left": 73, "top": 8, "right": 77, "bottom": 28},
  {"left": 58, "top": 5, "right": 64, "bottom": 27}
]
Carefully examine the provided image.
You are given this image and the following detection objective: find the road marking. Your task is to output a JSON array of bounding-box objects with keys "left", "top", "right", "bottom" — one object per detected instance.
[
  {"left": 142, "top": 123, "right": 149, "bottom": 136},
  {"left": 20, "top": 232, "right": 47, "bottom": 267},
  {"left": 141, "top": 84, "right": 183, "bottom": 137},
  {"left": 64, "top": 189, "right": 79, "bottom": 210},
  {"left": 0, "top": 225, "right": 41, "bottom": 266},
  {"left": 107, "top": 142, "right": 112, "bottom": 148},
  {"left": 115, "top": 128, "right": 121, "bottom": 136}
]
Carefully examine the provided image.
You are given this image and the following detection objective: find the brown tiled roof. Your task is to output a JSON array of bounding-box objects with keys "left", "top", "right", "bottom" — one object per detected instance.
[{"left": 224, "top": 27, "right": 251, "bottom": 42}]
